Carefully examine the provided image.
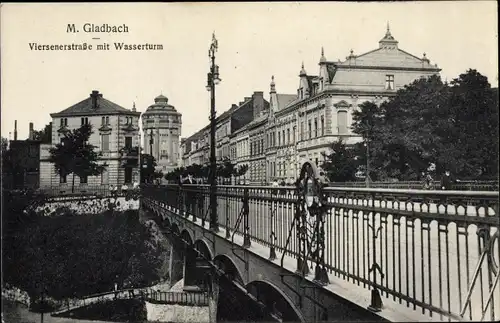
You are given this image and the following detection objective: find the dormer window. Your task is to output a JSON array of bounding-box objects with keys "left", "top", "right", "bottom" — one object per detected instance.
[{"left": 385, "top": 75, "right": 395, "bottom": 90}]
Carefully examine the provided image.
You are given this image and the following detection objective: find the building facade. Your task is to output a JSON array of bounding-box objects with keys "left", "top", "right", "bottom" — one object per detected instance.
[
  {"left": 181, "top": 92, "right": 269, "bottom": 171},
  {"left": 142, "top": 94, "right": 182, "bottom": 174},
  {"left": 42, "top": 90, "right": 141, "bottom": 188},
  {"left": 182, "top": 26, "right": 441, "bottom": 184}
]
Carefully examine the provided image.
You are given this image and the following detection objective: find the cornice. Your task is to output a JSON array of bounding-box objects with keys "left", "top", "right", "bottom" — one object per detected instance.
[{"left": 335, "top": 64, "right": 441, "bottom": 72}]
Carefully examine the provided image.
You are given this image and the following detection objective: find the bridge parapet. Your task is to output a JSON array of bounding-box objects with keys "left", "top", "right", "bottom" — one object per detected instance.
[{"left": 143, "top": 181, "right": 499, "bottom": 322}]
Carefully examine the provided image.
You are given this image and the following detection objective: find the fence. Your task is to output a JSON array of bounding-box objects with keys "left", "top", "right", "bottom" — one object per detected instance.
[
  {"left": 328, "top": 180, "right": 499, "bottom": 191},
  {"left": 52, "top": 287, "right": 209, "bottom": 316},
  {"left": 143, "top": 184, "right": 500, "bottom": 322}
]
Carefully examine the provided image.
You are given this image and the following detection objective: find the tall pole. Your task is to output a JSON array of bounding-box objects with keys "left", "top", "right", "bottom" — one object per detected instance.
[
  {"left": 149, "top": 129, "right": 154, "bottom": 159},
  {"left": 366, "top": 140, "right": 370, "bottom": 188},
  {"left": 209, "top": 34, "right": 219, "bottom": 232}
]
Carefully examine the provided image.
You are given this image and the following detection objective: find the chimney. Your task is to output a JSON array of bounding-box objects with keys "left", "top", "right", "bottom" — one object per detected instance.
[
  {"left": 90, "top": 90, "right": 99, "bottom": 109},
  {"left": 252, "top": 92, "right": 265, "bottom": 120},
  {"left": 29, "top": 122, "right": 34, "bottom": 140},
  {"left": 14, "top": 120, "right": 17, "bottom": 141},
  {"left": 231, "top": 104, "right": 238, "bottom": 110}
]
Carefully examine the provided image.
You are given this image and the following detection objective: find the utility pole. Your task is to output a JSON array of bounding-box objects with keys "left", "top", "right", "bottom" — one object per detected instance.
[{"left": 206, "top": 32, "right": 221, "bottom": 232}]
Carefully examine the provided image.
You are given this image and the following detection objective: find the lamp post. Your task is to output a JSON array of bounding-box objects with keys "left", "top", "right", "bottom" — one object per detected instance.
[
  {"left": 365, "top": 140, "right": 370, "bottom": 188},
  {"left": 206, "top": 32, "right": 221, "bottom": 232},
  {"left": 149, "top": 129, "right": 154, "bottom": 159}
]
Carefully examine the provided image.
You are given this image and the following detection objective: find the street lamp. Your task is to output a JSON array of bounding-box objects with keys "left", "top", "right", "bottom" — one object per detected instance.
[{"left": 206, "top": 32, "right": 221, "bottom": 232}]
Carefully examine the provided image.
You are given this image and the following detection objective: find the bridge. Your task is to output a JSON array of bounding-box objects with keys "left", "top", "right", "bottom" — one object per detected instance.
[{"left": 141, "top": 162, "right": 499, "bottom": 322}]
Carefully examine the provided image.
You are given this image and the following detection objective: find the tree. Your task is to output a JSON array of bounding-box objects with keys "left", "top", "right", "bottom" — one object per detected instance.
[
  {"left": 321, "top": 139, "right": 359, "bottom": 182},
  {"left": 235, "top": 164, "right": 249, "bottom": 178},
  {"left": 32, "top": 123, "right": 52, "bottom": 143},
  {"left": 1, "top": 136, "right": 8, "bottom": 152},
  {"left": 359, "top": 74, "right": 451, "bottom": 180},
  {"left": 351, "top": 101, "right": 386, "bottom": 181},
  {"left": 48, "top": 124, "right": 105, "bottom": 192},
  {"left": 442, "top": 69, "right": 498, "bottom": 177}
]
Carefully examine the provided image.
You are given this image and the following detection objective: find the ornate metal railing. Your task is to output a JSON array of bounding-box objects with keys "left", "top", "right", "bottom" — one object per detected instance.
[
  {"left": 328, "top": 180, "right": 499, "bottom": 191},
  {"left": 142, "top": 182, "right": 499, "bottom": 321}
]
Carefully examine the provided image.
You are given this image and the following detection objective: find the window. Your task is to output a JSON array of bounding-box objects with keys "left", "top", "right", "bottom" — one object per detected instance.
[
  {"left": 80, "top": 175, "right": 88, "bottom": 184},
  {"left": 293, "top": 126, "right": 296, "bottom": 143},
  {"left": 282, "top": 130, "right": 285, "bottom": 145},
  {"left": 101, "top": 116, "right": 110, "bottom": 125},
  {"left": 125, "top": 136, "right": 132, "bottom": 149},
  {"left": 385, "top": 75, "right": 395, "bottom": 90},
  {"left": 101, "top": 134, "right": 110, "bottom": 151},
  {"left": 300, "top": 122, "right": 304, "bottom": 141},
  {"left": 337, "top": 111, "right": 348, "bottom": 134},
  {"left": 60, "top": 170, "right": 67, "bottom": 183},
  {"left": 287, "top": 129, "right": 290, "bottom": 144},
  {"left": 60, "top": 118, "right": 64, "bottom": 127},
  {"left": 106, "top": 116, "right": 109, "bottom": 124},
  {"left": 314, "top": 118, "right": 318, "bottom": 138},
  {"left": 321, "top": 116, "right": 325, "bottom": 136},
  {"left": 315, "top": 158, "right": 319, "bottom": 166},
  {"left": 81, "top": 117, "right": 89, "bottom": 125},
  {"left": 260, "top": 139, "right": 264, "bottom": 153},
  {"left": 278, "top": 132, "right": 281, "bottom": 146},
  {"left": 308, "top": 120, "right": 312, "bottom": 139},
  {"left": 101, "top": 169, "right": 109, "bottom": 184},
  {"left": 124, "top": 167, "right": 132, "bottom": 184}
]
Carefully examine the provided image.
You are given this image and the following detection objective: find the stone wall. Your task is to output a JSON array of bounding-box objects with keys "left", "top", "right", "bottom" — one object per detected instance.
[{"left": 144, "top": 302, "right": 209, "bottom": 323}]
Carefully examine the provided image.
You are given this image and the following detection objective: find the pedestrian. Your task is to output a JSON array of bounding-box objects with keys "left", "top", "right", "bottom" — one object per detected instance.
[
  {"left": 421, "top": 171, "right": 433, "bottom": 190},
  {"left": 440, "top": 170, "right": 458, "bottom": 190},
  {"left": 114, "top": 282, "right": 118, "bottom": 299},
  {"left": 279, "top": 179, "right": 286, "bottom": 195}
]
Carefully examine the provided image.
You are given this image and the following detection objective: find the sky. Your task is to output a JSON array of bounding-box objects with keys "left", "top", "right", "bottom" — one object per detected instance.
[{"left": 1, "top": 2, "right": 498, "bottom": 142}]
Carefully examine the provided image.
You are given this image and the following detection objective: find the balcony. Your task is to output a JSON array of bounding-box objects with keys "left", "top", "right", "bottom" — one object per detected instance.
[{"left": 119, "top": 146, "right": 140, "bottom": 159}]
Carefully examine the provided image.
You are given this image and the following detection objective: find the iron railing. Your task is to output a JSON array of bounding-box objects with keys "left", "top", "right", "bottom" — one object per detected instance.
[
  {"left": 328, "top": 180, "right": 499, "bottom": 191},
  {"left": 53, "top": 288, "right": 209, "bottom": 315},
  {"left": 143, "top": 184, "right": 500, "bottom": 322}
]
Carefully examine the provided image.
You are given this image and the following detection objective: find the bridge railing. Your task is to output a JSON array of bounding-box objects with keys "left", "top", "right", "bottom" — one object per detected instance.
[
  {"left": 327, "top": 180, "right": 499, "bottom": 191},
  {"left": 143, "top": 184, "right": 500, "bottom": 322},
  {"left": 144, "top": 289, "right": 209, "bottom": 306}
]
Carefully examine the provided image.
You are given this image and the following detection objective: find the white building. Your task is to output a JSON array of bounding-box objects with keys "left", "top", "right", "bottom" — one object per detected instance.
[
  {"left": 141, "top": 94, "right": 182, "bottom": 174},
  {"left": 41, "top": 90, "right": 141, "bottom": 189}
]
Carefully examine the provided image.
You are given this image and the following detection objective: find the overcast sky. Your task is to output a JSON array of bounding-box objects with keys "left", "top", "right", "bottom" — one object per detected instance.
[{"left": 1, "top": 2, "right": 497, "bottom": 142}]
